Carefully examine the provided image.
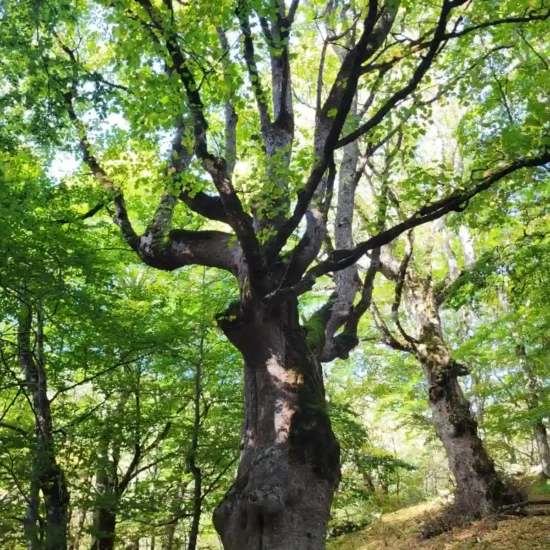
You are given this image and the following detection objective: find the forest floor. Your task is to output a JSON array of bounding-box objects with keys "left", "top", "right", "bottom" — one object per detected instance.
[{"left": 328, "top": 487, "right": 550, "bottom": 550}]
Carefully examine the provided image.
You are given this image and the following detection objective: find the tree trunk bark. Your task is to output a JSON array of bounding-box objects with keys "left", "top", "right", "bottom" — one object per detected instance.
[
  {"left": 19, "top": 301, "right": 69, "bottom": 550},
  {"left": 533, "top": 422, "right": 550, "bottom": 478},
  {"left": 90, "top": 507, "right": 116, "bottom": 550},
  {"left": 186, "top": 491, "right": 201, "bottom": 550},
  {"left": 90, "top": 441, "right": 117, "bottom": 550},
  {"left": 186, "top": 338, "right": 203, "bottom": 550},
  {"left": 396, "top": 268, "right": 515, "bottom": 516},
  {"left": 213, "top": 299, "right": 340, "bottom": 550},
  {"left": 69, "top": 510, "right": 86, "bottom": 550},
  {"left": 161, "top": 524, "right": 176, "bottom": 550},
  {"left": 24, "top": 454, "right": 41, "bottom": 550},
  {"left": 424, "top": 360, "right": 513, "bottom": 515}
]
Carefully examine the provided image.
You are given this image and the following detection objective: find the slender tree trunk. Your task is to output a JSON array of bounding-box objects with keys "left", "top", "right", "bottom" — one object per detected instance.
[
  {"left": 533, "top": 423, "right": 550, "bottom": 478},
  {"left": 91, "top": 438, "right": 117, "bottom": 550},
  {"left": 24, "top": 454, "right": 41, "bottom": 550},
  {"left": 213, "top": 299, "right": 340, "bottom": 550},
  {"left": 161, "top": 524, "right": 176, "bottom": 550},
  {"left": 19, "top": 300, "right": 69, "bottom": 550},
  {"left": 186, "top": 334, "right": 203, "bottom": 550},
  {"left": 91, "top": 391, "right": 135, "bottom": 550},
  {"left": 186, "top": 483, "right": 201, "bottom": 550},
  {"left": 516, "top": 345, "right": 550, "bottom": 478},
  {"left": 69, "top": 510, "right": 87, "bottom": 550}
]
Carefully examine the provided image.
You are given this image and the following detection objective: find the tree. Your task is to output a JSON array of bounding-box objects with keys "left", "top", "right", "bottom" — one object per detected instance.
[
  {"left": 0, "top": 143, "right": 90, "bottom": 550},
  {"left": 370, "top": 221, "right": 517, "bottom": 516},
  {"left": 449, "top": 225, "right": 550, "bottom": 479},
  {"left": 0, "top": 143, "right": 241, "bottom": 549},
  {"left": 2, "top": 1, "right": 550, "bottom": 547}
]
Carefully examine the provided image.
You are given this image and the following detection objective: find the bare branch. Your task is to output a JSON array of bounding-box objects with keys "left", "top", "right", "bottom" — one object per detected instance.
[{"left": 391, "top": 231, "right": 418, "bottom": 346}]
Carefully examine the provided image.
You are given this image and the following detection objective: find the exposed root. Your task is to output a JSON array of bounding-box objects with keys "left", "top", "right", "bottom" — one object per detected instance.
[{"left": 498, "top": 499, "right": 550, "bottom": 518}]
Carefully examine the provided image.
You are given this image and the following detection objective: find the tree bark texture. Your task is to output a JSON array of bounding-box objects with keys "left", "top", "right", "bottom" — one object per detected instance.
[
  {"left": 186, "top": 338, "right": 203, "bottom": 550},
  {"left": 68, "top": 510, "right": 87, "bottom": 550},
  {"left": 19, "top": 302, "right": 69, "bottom": 550},
  {"left": 213, "top": 299, "right": 340, "bottom": 550},
  {"left": 24, "top": 454, "right": 41, "bottom": 550},
  {"left": 424, "top": 359, "right": 512, "bottom": 514},
  {"left": 405, "top": 273, "right": 513, "bottom": 515},
  {"left": 90, "top": 508, "right": 116, "bottom": 550},
  {"left": 162, "top": 523, "right": 176, "bottom": 550},
  {"left": 90, "top": 422, "right": 119, "bottom": 550},
  {"left": 533, "top": 423, "right": 550, "bottom": 478}
]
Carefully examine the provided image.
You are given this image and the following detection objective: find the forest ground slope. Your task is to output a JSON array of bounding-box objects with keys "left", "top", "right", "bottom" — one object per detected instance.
[{"left": 329, "top": 495, "right": 550, "bottom": 550}]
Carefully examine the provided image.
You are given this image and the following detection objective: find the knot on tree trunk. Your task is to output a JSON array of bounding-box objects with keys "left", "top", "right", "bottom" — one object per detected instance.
[
  {"left": 245, "top": 486, "right": 284, "bottom": 516},
  {"left": 428, "top": 383, "right": 446, "bottom": 403}
]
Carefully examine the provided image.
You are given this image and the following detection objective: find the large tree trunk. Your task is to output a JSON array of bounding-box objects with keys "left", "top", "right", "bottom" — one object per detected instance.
[
  {"left": 213, "top": 299, "right": 340, "bottom": 550},
  {"left": 423, "top": 360, "right": 513, "bottom": 515}
]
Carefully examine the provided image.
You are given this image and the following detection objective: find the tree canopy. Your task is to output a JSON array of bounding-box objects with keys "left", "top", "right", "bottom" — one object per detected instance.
[{"left": 0, "top": 1, "right": 549, "bottom": 549}]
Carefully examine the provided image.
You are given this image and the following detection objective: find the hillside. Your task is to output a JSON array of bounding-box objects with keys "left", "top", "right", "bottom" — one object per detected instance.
[{"left": 329, "top": 499, "right": 550, "bottom": 550}]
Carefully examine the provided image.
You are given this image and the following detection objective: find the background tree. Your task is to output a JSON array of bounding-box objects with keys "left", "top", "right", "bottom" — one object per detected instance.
[{"left": 0, "top": 143, "right": 242, "bottom": 548}]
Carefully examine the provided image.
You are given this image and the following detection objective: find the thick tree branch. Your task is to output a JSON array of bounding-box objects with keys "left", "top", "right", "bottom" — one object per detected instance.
[
  {"left": 146, "top": 229, "right": 240, "bottom": 274},
  {"left": 236, "top": 2, "right": 272, "bottom": 139},
  {"left": 136, "top": 0, "right": 264, "bottom": 279},
  {"left": 360, "top": 8, "right": 550, "bottom": 76},
  {"left": 265, "top": 0, "right": 400, "bottom": 262},
  {"left": 338, "top": 0, "right": 464, "bottom": 148},
  {"left": 267, "top": 149, "right": 550, "bottom": 301},
  {"left": 321, "top": 153, "right": 396, "bottom": 361},
  {"left": 216, "top": 28, "right": 239, "bottom": 177}
]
